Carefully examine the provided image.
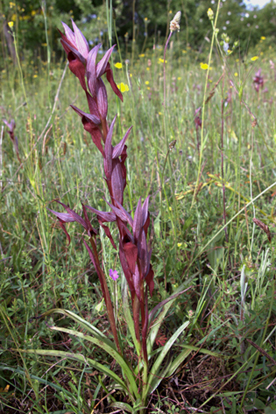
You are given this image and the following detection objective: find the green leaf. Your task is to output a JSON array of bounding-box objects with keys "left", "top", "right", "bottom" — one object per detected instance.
[
  {"left": 147, "top": 299, "right": 173, "bottom": 357},
  {"left": 18, "top": 349, "right": 132, "bottom": 396},
  {"left": 147, "top": 286, "right": 191, "bottom": 356},
  {"left": 145, "top": 321, "right": 189, "bottom": 396},
  {"left": 121, "top": 273, "right": 141, "bottom": 355},
  {"left": 42, "top": 308, "right": 109, "bottom": 342},
  {"left": 177, "top": 344, "right": 221, "bottom": 357},
  {"left": 110, "top": 401, "right": 134, "bottom": 413},
  {"left": 164, "top": 348, "right": 192, "bottom": 378},
  {"left": 49, "top": 326, "right": 139, "bottom": 400}
]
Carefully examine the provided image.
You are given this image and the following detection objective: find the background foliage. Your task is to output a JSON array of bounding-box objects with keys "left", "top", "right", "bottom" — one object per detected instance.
[{"left": 0, "top": 0, "right": 276, "bottom": 64}]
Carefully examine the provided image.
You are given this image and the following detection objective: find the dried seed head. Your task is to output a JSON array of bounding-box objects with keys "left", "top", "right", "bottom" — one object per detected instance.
[
  {"left": 170, "top": 11, "right": 181, "bottom": 33},
  {"left": 253, "top": 218, "right": 272, "bottom": 243}
]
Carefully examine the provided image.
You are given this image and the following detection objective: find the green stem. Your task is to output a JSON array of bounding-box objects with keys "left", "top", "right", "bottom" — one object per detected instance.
[{"left": 192, "top": 1, "right": 220, "bottom": 207}]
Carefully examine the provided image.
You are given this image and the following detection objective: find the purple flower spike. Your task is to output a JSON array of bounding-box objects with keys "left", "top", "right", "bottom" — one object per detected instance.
[{"left": 109, "top": 269, "right": 119, "bottom": 281}]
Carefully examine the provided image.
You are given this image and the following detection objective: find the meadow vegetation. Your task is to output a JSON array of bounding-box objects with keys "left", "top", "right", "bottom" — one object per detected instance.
[{"left": 0, "top": 3, "right": 276, "bottom": 414}]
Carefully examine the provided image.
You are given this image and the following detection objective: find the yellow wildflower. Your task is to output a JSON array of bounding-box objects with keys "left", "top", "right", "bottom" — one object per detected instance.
[
  {"left": 177, "top": 243, "right": 182, "bottom": 247},
  {"left": 117, "top": 82, "right": 129, "bottom": 93},
  {"left": 261, "top": 36, "right": 266, "bottom": 40},
  {"left": 139, "top": 54, "right": 145, "bottom": 58},
  {"left": 177, "top": 77, "right": 181, "bottom": 80},
  {"left": 145, "top": 81, "right": 149, "bottom": 85},
  {"left": 251, "top": 56, "right": 259, "bottom": 62},
  {"left": 200, "top": 62, "right": 209, "bottom": 70},
  {"left": 234, "top": 72, "right": 238, "bottom": 77},
  {"left": 114, "top": 62, "right": 122, "bottom": 69},
  {"left": 8, "top": 21, "right": 14, "bottom": 28}
]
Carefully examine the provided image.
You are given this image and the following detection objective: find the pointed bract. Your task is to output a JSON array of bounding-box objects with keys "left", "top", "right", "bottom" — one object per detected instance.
[
  {"left": 82, "top": 204, "right": 98, "bottom": 237},
  {"left": 71, "top": 20, "right": 89, "bottom": 59},
  {"left": 47, "top": 209, "right": 76, "bottom": 223},
  {"left": 106, "top": 200, "right": 133, "bottom": 227},
  {"left": 133, "top": 264, "right": 142, "bottom": 301},
  {"left": 104, "top": 115, "right": 116, "bottom": 180},
  {"left": 123, "top": 241, "right": 138, "bottom": 274},
  {"left": 141, "top": 197, "right": 149, "bottom": 227},
  {"left": 96, "top": 78, "right": 108, "bottom": 119},
  {"left": 54, "top": 201, "right": 88, "bottom": 230},
  {"left": 106, "top": 64, "right": 123, "bottom": 102},
  {"left": 86, "top": 44, "right": 101, "bottom": 96},
  {"left": 133, "top": 198, "right": 143, "bottom": 241},
  {"left": 145, "top": 265, "right": 154, "bottom": 296},
  {"left": 61, "top": 22, "right": 76, "bottom": 46},
  {"left": 111, "top": 159, "right": 125, "bottom": 205},
  {"left": 113, "top": 126, "right": 132, "bottom": 159},
  {"left": 85, "top": 205, "right": 116, "bottom": 222},
  {"left": 70, "top": 105, "right": 101, "bottom": 125},
  {"left": 96, "top": 45, "right": 116, "bottom": 78},
  {"left": 86, "top": 92, "right": 100, "bottom": 119}
]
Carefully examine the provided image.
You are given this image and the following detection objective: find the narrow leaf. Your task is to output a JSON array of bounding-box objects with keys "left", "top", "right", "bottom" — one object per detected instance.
[
  {"left": 146, "top": 321, "right": 189, "bottom": 395},
  {"left": 49, "top": 326, "right": 139, "bottom": 399},
  {"left": 20, "top": 349, "right": 129, "bottom": 394}
]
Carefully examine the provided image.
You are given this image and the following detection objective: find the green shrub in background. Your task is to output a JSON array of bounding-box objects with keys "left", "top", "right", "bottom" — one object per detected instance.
[{"left": 1, "top": 0, "right": 276, "bottom": 65}]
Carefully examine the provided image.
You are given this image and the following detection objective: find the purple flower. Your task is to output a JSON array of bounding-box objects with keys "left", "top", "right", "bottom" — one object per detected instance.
[
  {"left": 253, "top": 69, "right": 264, "bottom": 93},
  {"left": 109, "top": 269, "right": 119, "bottom": 281}
]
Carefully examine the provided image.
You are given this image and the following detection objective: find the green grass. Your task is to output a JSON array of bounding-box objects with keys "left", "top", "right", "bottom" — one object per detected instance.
[{"left": 0, "top": 40, "right": 276, "bottom": 413}]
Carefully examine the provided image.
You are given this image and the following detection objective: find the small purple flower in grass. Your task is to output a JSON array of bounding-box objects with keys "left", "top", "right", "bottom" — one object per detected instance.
[
  {"left": 194, "top": 107, "right": 202, "bottom": 131},
  {"left": 109, "top": 269, "right": 119, "bottom": 281},
  {"left": 253, "top": 69, "right": 264, "bottom": 93}
]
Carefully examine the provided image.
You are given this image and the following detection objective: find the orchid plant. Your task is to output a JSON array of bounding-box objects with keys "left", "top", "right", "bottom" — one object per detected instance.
[{"left": 26, "top": 17, "right": 191, "bottom": 413}]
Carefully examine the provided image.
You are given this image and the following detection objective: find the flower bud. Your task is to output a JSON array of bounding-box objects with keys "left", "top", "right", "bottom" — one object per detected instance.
[
  {"left": 207, "top": 8, "right": 214, "bottom": 20},
  {"left": 170, "top": 11, "right": 181, "bottom": 33}
]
